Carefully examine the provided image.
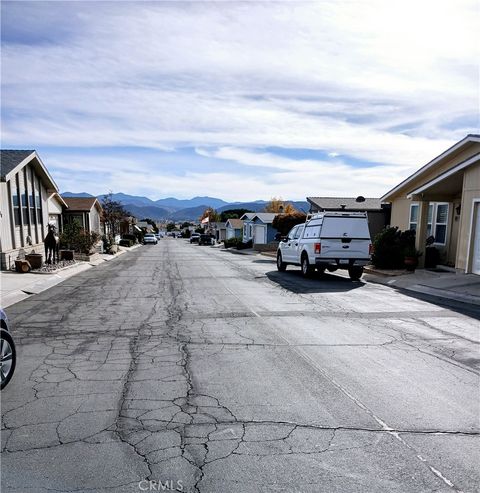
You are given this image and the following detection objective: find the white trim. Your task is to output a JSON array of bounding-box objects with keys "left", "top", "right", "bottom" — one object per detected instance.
[
  {"left": 465, "top": 198, "right": 480, "bottom": 274},
  {"left": 381, "top": 135, "right": 480, "bottom": 201},
  {"left": 431, "top": 202, "right": 449, "bottom": 246},
  {"left": 48, "top": 192, "right": 68, "bottom": 208},
  {"left": 409, "top": 202, "right": 419, "bottom": 230},
  {"left": 407, "top": 153, "right": 480, "bottom": 198}
]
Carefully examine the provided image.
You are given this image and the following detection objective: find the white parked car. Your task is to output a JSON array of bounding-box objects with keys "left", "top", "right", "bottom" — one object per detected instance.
[
  {"left": 276, "top": 212, "right": 372, "bottom": 280},
  {"left": 143, "top": 233, "right": 158, "bottom": 245}
]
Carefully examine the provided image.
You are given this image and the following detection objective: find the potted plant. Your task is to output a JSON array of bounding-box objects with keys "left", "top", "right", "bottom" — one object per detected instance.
[{"left": 404, "top": 246, "right": 422, "bottom": 271}]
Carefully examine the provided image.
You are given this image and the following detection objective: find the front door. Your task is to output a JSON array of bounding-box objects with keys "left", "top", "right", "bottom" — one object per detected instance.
[{"left": 472, "top": 203, "right": 480, "bottom": 275}]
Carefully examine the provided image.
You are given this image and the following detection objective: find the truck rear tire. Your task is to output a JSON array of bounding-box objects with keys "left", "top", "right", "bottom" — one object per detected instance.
[
  {"left": 348, "top": 266, "right": 364, "bottom": 280},
  {"left": 301, "top": 254, "right": 314, "bottom": 277}
]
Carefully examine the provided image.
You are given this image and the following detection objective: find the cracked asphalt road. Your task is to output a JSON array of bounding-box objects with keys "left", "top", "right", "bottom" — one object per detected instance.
[{"left": 2, "top": 239, "right": 479, "bottom": 492}]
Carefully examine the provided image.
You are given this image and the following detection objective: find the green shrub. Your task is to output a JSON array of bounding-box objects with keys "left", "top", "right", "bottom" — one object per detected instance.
[
  {"left": 60, "top": 223, "right": 100, "bottom": 254},
  {"left": 237, "top": 239, "right": 253, "bottom": 250},
  {"left": 119, "top": 239, "right": 134, "bottom": 247},
  {"left": 372, "top": 227, "right": 416, "bottom": 269},
  {"left": 223, "top": 237, "right": 243, "bottom": 248}
]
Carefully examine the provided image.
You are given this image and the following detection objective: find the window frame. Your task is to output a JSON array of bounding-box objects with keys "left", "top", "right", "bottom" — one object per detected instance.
[
  {"left": 409, "top": 203, "right": 419, "bottom": 231},
  {"left": 432, "top": 202, "right": 449, "bottom": 246}
]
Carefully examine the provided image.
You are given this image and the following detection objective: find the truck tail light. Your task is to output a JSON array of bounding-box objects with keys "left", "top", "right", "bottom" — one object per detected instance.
[
  {"left": 369, "top": 243, "right": 374, "bottom": 255},
  {"left": 314, "top": 243, "right": 321, "bottom": 254}
]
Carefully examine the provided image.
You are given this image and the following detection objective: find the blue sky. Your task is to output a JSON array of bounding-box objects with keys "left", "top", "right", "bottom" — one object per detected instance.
[{"left": 1, "top": 0, "right": 478, "bottom": 201}]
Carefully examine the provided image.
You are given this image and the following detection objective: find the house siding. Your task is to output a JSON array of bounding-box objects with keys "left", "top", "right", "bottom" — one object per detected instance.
[
  {"left": 0, "top": 182, "right": 12, "bottom": 251},
  {"left": 1, "top": 163, "right": 51, "bottom": 269},
  {"left": 457, "top": 162, "right": 480, "bottom": 271}
]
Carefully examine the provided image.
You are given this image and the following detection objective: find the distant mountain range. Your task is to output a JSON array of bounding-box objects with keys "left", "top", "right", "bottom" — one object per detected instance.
[{"left": 62, "top": 192, "right": 309, "bottom": 221}]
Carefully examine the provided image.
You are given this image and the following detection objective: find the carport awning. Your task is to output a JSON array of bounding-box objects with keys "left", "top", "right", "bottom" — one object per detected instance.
[{"left": 407, "top": 153, "right": 479, "bottom": 200}]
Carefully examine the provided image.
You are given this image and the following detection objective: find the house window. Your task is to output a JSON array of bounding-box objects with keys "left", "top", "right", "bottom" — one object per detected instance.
[
  {"left": 428, "top": 204, "right": 434, "bottom": 236},
  {"left": 433, "top": 203, "right": 448, "bottom": 245},
  {"left": 423, "top": 203, "right": 448, "bottom": 245},
  {"left": 21, "top": 191, "right": 28, "bottom": 224},
  {"left": 35, "top": 178, "right": 43, "bottom": 224},
  {"left": 409, "top": 204, "right": 418, "bottom": 230},
  {"left": 12, "top": 184, "right": 21, "bottom": 226}
]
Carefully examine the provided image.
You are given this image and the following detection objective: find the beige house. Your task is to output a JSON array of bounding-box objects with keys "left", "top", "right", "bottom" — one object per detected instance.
[
  {"left": 381, "top": 134, "right": 480, "bottom": 273},
  {"left": 0, "top": 150, "right": 64, "bottom": 269},
  {"left": 62, "top": 197, "right": 104, "bottom": 235}
]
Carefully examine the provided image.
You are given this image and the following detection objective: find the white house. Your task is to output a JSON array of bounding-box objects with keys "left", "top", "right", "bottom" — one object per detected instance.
[{"left": 0, "top": 150, "right": 62, "bottom": 269}]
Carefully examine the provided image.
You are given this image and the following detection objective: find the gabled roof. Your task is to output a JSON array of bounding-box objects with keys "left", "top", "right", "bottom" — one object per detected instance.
[
  {"left": 252, "top": 212, "right": 277, "bottom": 224},
  {"left": 225, "top": 218, "right": 244, "bottom": 229},
  {"left": 0, "top": 150, "right": 59, "bottom": 192},
  {"left": 62, "top": 196, "right": 102, "bottom": 212},
  {"left": 381, "top": 134, "right": 480, "bottom": 201},
  {"left": 240, "top": 212, "right": 256, "bottom": 221},
  {"left": 48, "top": 192, "right": 69, "bottom": 208},
  {"left": 307, "top": 197, "right": 383, "bottom": 211}
]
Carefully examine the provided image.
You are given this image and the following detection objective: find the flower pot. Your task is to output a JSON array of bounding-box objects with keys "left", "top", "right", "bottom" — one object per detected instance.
[
  {"left": 25, "top": 253, "right": 43, "bottom": 269},
  {"left": 404, "top": 256, "right": 418, "bottom": 271},
  {"left": 60, "top": 249, "right": 74, "bottom": 261}
]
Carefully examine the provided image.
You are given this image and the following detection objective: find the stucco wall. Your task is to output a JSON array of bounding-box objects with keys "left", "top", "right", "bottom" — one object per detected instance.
[
  {"left": 456, "top": 162, "right": 480, "bottom": 271},
  {"left": 389, "top": 198, "right": 411, "bottom": 230}
]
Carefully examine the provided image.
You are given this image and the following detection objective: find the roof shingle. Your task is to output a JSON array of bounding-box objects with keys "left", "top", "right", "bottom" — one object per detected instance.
[
  {"left": 62, "top": 196, "right": 100, "bottom": 211},
  {"left": 226, "top": 218, "right": 244, "bottom": 229},
  {"left": 0, "top": 150, "right": 35, "bottom": 180},
  {"left": 307, "top": 197, "right": 382, "bottom": 211}
]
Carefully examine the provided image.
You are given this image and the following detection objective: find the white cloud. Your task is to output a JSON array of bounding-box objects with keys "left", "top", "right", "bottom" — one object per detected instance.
[{"left": 1, "top": 0, "right": 478, "bottom": 199}]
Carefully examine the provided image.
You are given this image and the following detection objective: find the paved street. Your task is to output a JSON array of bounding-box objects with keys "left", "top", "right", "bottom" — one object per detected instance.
[{"left": 2, "top": 239, "right": 479, "bottom": 493}]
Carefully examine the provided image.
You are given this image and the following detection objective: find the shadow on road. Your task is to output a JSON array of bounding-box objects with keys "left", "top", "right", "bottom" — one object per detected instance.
[
  {"left": 265, "top": 269, "right": 365, "bottom": 294},
  {"left": 252, "top": 259, "right": 277, "bottom": 264}
]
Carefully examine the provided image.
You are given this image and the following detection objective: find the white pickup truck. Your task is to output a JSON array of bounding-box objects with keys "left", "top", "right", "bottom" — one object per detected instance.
[{"left": 276, "top": 211, "right": 373, "bottom": 280}]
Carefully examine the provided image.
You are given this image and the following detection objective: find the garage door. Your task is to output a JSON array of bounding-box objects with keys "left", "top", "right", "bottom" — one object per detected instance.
[
  {"left": 254, "top": 225, "right": 267, "bottom": 244},
  {"left": 472, "top": 203, "right": 480, "bottom": 275}
]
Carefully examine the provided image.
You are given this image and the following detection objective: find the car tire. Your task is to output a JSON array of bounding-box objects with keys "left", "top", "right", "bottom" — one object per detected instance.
[
  {"left": 1, "top": 329, "right": 16, "bottom": 390},
  {"left": 277, "top": 252, "right": 287, "bottom": 272},
  {"left": 301, "top": 254, "right": 314, "bottom": 277},
  {"left": 348, "top": 266, "right": 364, "bottom": 281}
]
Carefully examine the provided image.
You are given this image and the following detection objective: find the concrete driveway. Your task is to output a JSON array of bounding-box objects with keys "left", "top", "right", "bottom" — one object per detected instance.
[{"left": 2, "top": 239, "right": 479, "bottom": 492}]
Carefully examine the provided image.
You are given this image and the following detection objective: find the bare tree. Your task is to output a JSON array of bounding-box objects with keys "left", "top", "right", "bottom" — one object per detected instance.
[{"left": 101, "top": 192, "right": 129, "bottom": 238}]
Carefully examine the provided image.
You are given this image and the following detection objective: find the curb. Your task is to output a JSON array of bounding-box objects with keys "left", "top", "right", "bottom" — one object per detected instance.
[
  {"left": 363, "top": 266, "right": 411, "bottom": 277},
  {"left": 221, "top": 248, "right": 257, "bottom": 256}
]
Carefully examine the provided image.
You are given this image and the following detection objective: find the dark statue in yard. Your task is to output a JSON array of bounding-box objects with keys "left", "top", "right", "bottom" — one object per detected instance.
[{"left": 44, "top": 224, "right": 60, "bottom": 264}]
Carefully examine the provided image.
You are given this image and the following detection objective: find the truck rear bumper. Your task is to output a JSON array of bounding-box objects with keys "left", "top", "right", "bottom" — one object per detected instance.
[{"left": 315, "top": 258, "right": 370, "bottom": 268}]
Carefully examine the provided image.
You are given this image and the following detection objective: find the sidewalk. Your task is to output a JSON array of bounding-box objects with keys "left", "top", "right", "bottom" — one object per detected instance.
[
  {"left": 0, "top": 244, "right": 141, "bottom": 308},
  {"left": 365, "top": 267, "right": 480, "bottom": 307}
]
